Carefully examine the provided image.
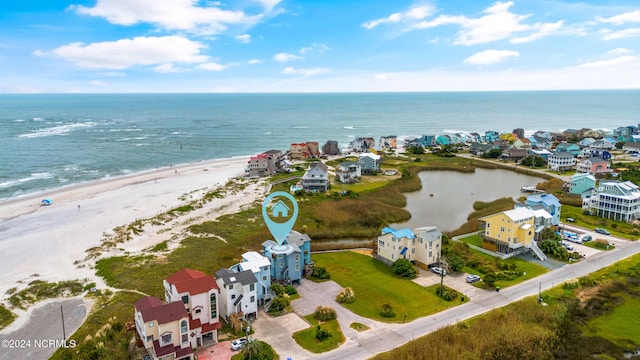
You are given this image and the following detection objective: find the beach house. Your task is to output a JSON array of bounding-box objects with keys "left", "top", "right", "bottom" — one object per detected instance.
[
  {"left": 301, "top": 162, "right": 329, "bottom": 192},
  {"left": 485, "top": 131, "right": 500, "bottom": 143},
  {"left": 336, "top": 161, "right": 361, "bottom": 183},
  {"left": 358, "top": 152, "right": 381, "bottom": 174},
  {"left": 555, "top": 142, "right": 581, "bottom": 156},
  {"left": 245, "top": 152, "right": 278, "bottom": 178},
  {"left": 348, "top": 137, "right": 375, "bottom": 153},
  {"left": 322, "top": 140, "right": 340, "bottom": 156},
  {"left": 547, "top": 152, "right": 575, "bottom": 171},
  {"left": 420, "top": 134, "right": 437, "bottom": 147},
  {"left": 289, "top": 142, "right": 321, "bottom": 160},
  {"left": 623, "top": 142, "right": 640, "bottom": 153},
  {"left": 230, "top": 251, "right": 272, "bottom": 306},
  {"left": 376, "top": 226, "right": 442, "bottom": 267},
  {"left": 214, "top": 268, "right": 258, "bottom": 321},
  {"left": 379, "top": 135, "right": 397, "bottom": 149},
  {"left": 261, "top": 230, "right": 311, "bottom": 284},
  {"left": 569, "top": 173, "right": 597, "bottom": 197},
  {"left": 584, "top": 180, "right": 640, "bottom": 222},
  {"left": 513, "top": 138, "right": 532, "bottom": 150},
  {"left": 577, "top": 157, "right": 612, "bottom": 175},
  {"left": 522, "top": 193, "right": 562, "bottom": 226},
  {"left": 478, "top": 208, "right": 545, "bottom": 259},
  {"left": 134, "top": 296, "right": 194, "bottom": 360},
  {"left": 163, "top": 269, "right": 221, "bottom": 347}
]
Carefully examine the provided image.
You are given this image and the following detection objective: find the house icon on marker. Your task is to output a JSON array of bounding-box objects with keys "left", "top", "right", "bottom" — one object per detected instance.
[{"left": 271, "top": 200, "right": 291, "bottom": 218}]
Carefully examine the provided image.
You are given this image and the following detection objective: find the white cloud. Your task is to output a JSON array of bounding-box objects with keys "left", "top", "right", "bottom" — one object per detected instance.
[
  {"left": 601, "top": 27, "right": 640, "bottom": 40},
  {"left": 511, "top": 21, "right": 563, "bottom": 44},
  {"left": 363, "top": 5, "right": 434, "bottom": 29},
  {"left": 575, "top": 55, "right": 638, "bottom": 69},
  {"left": 597, "top": 10, "right": 640, "bottom": 25},
  {"left": 464, "top": 49, "right": 519, "bottom": 65},
  {"left": 235, "top": 34, "right": 251, "bottom": 43},
  {"left": 42, "top": 36, "right": 208, "bottom": 69},
  {"left": 300, "top": 43, "right": 329, "bottom": 54},
  {"left": 71, "top": 0, "right": 262, "bottom": 35},
  {"left": 197, "top": 62, "right": 227, "bottom": 71},
  {"left": 98, "top": 71, "right": 127, "bottom": 77},
  {"left": 248, "top": 59, "right": 262, "bottom": 64},
  {"left": 282, "top": 67, "right": 329, "bottom": 76},
  {"left": 154, "top": 63, "right": 182, "bottom": 73},
  {"left": 608, "top": 48, "right": 632, "bottom": 56},
  {"left": 89, "top": 80, "right": 108, "bottom": 86},
  {"left": 274, "top": 52, "right": 302, "bottom": 62}
]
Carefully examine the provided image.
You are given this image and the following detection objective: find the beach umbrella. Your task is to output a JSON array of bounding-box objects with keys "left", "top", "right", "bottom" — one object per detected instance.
[{"left": 41, "top": 198, "right": 52, "bottom": 206}]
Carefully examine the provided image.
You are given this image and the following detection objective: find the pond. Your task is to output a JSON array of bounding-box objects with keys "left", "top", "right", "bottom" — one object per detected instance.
[{"left": 390, "top": 168, "right": 544, "bottom": 232}]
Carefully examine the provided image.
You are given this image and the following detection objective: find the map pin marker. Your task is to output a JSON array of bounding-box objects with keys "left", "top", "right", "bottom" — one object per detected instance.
[{"left": 262, "top": 191, "right": 299, "bottom": 245}]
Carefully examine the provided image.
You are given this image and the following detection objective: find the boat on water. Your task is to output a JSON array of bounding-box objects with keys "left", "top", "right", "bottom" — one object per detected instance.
[{"left": 521, "top": 186, "right": 543, "bottom": 193}]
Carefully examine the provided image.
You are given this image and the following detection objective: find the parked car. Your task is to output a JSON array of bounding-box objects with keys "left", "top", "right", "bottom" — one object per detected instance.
[
  {"left": 594, "top": 228, "right": 611, "bottom": 235},
  {"left": 566, "top": 218, "right": 576, "bottom": 222},
  {"left": 231, "top": 338, "right": 248, "bottom": 351},
  {"left": 431, "top": 267, "right": 447, "bottom": 276},
  {"left": 582, "top": 235, "right": 592, "bottom": 242},
  {"left": 562, "top": 242, "right": 574, "bottom": 251},
  {"left": 466, "top": 274, "right": 481, "bottom": 283}
]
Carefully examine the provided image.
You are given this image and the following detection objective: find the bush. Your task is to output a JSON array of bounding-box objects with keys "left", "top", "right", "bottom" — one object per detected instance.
[
  {"left": 284, "top": 285, "right": 297, "bottom": 295},
  {"left": 379, "top": 304, "right": 395, "bottom": 318},
  {"left": 268, "top": 296, "right": 289, "bottom": 315},
  {"left": 336, "top": 287, "right": 356, "bottom": 304},
  {"left": 314, "top": 306, "right": 337, "bottom": 321},
  {"left": 271, "top": 283, "right": 285, "bottom": 297},
  {"left": 315, "top": 325, "right": 332, "bottom": 341},
  {"left": 311, "top": 266, "right": 331, "bottom": 280},
  {"left": 436, "top": 286, "right": 458, "bottom": 301},
  {"left": 392, "top": 258, "right": 418, "bottom": 279}
]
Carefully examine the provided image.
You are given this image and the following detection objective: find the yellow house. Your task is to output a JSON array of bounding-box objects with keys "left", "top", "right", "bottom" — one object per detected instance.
[{"left": 478, "top": 208, "right": 535, "bottom": 254}]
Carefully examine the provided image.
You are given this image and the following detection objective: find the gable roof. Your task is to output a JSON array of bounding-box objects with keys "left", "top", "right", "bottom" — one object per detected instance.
[
  {"left": 285, "top": 230, "right": 311, "bottom": 247},
  {"left": 135, "top": 296, "right": 188, "bottom": 325},
  {"left": 503, "top": 208, "right": 535, "bottom": 221},
  {"left": 215, "top": 268, "right": 257, "bottom": 286},
  {"left": 381, "top": 227, "right": 416, "bottom": 239},
  {"left": 166, "top": 268, "right": 219, "bottom": 294},
  {"left": 526, "top": 193, "right": 561, "bottom": 207}
]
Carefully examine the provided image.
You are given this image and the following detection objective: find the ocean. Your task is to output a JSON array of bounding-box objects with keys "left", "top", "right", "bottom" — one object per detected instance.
[{"left": 1, "top": 90, "right": 639, "bottom": 201}]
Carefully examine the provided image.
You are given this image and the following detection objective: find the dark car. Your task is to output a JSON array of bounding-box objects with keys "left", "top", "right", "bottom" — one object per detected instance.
[{"left": 594, "top": 228, "right": 611, "bottom": 235}]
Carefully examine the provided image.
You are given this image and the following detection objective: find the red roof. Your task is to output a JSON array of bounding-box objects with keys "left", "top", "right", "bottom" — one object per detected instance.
[
  {"left": 189, "top": 316, "right": 221, "bottom": 334},
  {"left": 166, "top": 269, "right": 219, "bottom": 295},
  {"left": 135, "top": 297, "right": 188, "bottom": 325},
  {"left": 153, "top": 339, "right": 193, "bottom": 358}
]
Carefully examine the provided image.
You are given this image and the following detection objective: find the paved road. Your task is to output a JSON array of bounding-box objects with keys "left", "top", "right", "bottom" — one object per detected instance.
[
  {"left": 253, "top": 238, "right": 640, "bottom": 360},
  {"left": 0, "top": 297, "right": 87, "bottom": 360}
]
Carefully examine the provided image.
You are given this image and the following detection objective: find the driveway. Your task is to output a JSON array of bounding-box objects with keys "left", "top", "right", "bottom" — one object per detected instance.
[
  {"left": 251, "top": 309, "right": 313, "bottom": 360},
  {"left": 196, "top": 340, "right": 234, "bottom": 360}
]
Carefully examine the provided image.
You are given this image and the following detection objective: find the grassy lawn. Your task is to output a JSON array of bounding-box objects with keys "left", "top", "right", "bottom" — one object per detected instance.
[
  {"left": 312, "top": 251, "right": 462, "bottom": 322},
  {"left": 350, "top": 322, "right": 370, "bottom": 331},
  {"left": 583, "top": 241, "right": 615, "bottom": 251},
  {"left": 456, "top": 232, "right": 483, "bottom": 247},
  {"left": 585, "top": 296, "right": 640, "bottom": 349},
  {"left": 561, "top": 205, "right": 637, "bottom": 240},
  {"left": 292, "top": 314, "right": 345, "bottom": 353}
]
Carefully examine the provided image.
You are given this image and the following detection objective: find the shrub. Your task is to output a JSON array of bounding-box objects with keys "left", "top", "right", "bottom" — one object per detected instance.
[
  {"left": 284, "top": 285, "right": 297, "bottom": 295},
  {"left": 271, "top": 283, "right": 285, "bottom": 297},
  {"left": 483, "top": 272, "right": 498, "bottom": 287},
  {"left": 312, "top": 266, "right": 331, "bottom": 280},
  {"left": 379, "top": 304, "right": 395, "bottom": 318},
  {"left": 392, "top": 258, "right": 418, "bottom": 279},
  {"left": 314, "top": 306, "right": 337, "bottom": 321},
  {"left": 436, "top": 286, "right": 458, "bottom": 301},
  {"left": 336, "top": 287, "right": 356, "bottom": 304},
  {"left": 268, "top": 296, "right": 289, "bottom": 315},
  {"left": 315, "top": 325, "right": 332, "bottom": 341}
]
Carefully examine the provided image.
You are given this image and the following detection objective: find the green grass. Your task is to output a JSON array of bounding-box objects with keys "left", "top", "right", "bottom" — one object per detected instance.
[
  {"left": 8, "top": 279, "right": 90, "bottom": 310},
  {"left": 583, "top": 241, "right": 615, "bottom": 251},
  {"left": 561, "top": 205, "right": 638, "bottom": 240},
  {"left": 0, "top": 304, "right": 16, "bottom": 330},
  {"left": 586, "top": 296, "right": 640, "bottom": 349},
  {"left": 312, "top": 252, "right": 462, "bottom": 322},
  {"left": 350, "top": 322, "right": 370, "bottom": 331},
  {"left": 292, "top": 314, "right": 345, "bottom": 353}
]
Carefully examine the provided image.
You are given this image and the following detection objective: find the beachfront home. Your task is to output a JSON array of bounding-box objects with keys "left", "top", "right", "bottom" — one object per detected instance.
[
  {"left": 500, "top": 149, "right": 528, "bottom": 162},
  {"left": 262, "top": 230, "right": 311, "bottom": 284},
  {"left": 358, "top": 152, "right": 381, "bottom": 174},
  {"left": 513, "top": 128, "right": 525, "bottom": 139},
  {"left": 376, "top": 226, "right": 442, "bottom": 267},
  {"left": 289, "top": 142, "right": 321, "bottom": 160},
  {"left": 404, "top": 137, "right": 421, "bottom": 148},
  {"left": 469, "top": 133, "right": 482, "bottom": 143},
  {"left": 420, "top": 135, "right": 437, "bottom": 147},
  {"left": 134, "top": 296, "right": 194, "bottom": 360},
  {"left": 379, "top": 135, "right": 397, "bottom": 150},
  {"left": 470, "top": 142, "right": 498, "bottom": 156},
  {"left": 348, "top": 137, "right": 375, "bottom": 153},
  {"left": 623, "top": 142, "right": 640, "bottom": 153},
  {"left": 547, "top": 152, "right": 575, "bottom": 171},
  {"left": 478, "top": 208, "right": 542, "bottom": 259},
  {"left": 485, "top": 131, "right": 500, "bottom": 143},
  {"left": 555, "top": 142, "right": 581, "bottom": 156},
  {"left": 577, "top": 157, "right": 612, "bottom": 175},
  {"left": 569, "top": 173, "right": 597, "bottom": 197},
  {"left": 301, "top": 162, "right": 329, "bottom": 192},
  {"left": 584, "top": 180, "right": 640, "bottom": 222},
  {"left": 163, "top": 269, "right": 221, "bottom": 347},
  {"left": 522, "top": 193, "right": 562, "bottom": 226},
  {"left": 590, "top": 140, "right": 615, "bottom": 150},
  {"left": 231, "top": 251, "right": 272, "bottom": 306},
  {"left": 579, "top": 138, "right": 596, "bottom": 147},
  {"left": 322, "top": 140, "right": 340, "bottom": 156},
  {"left": 436, "top": 135, "right": 451, "bottom": 146},
  {"left": 532, "top": 136, "right": 553, "bottom": 150},
  {"left": 336, "top": 161, "right": 361, "bottom": 183},
  {"left": 529, "top": 149, "right": 552, "bottom": 160},
  {"left": 513, "top": 138, "right": 531, "bottom": 149},
  {"left": 245, "top": 152, "right": 280, "bottom": 178},
  {"left": 214, "top": 268, "right": 258, "bottom": 321}
]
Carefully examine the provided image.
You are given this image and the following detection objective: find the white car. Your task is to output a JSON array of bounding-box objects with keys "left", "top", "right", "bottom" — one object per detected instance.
[
  {"left": 230, "top": 338, "right": 248, "bottom": 351},
  {"left": 431, "top": 267, "right": 447, "bottom": 276},
  {"left": 466, "top": 274, "right": 481, "bottom": 283}
]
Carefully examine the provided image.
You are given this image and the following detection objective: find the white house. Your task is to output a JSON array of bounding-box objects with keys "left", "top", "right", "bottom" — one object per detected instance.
[
  {"left": 547, "top": 152, "right": 575, "bottom": 171},
  {"left": 214, "top": 268, "right": 258, "bottom": 320},
  {"left": 231, "top": 251, "right": 272, "bottom": 306},
  {"left": 301, "top": 162, "right": 329, "bottom": 192},
  {"left": 163, "top": 269, "right": 221, "bottom": 347},
  {"left": 336, "top": 161, "right": 361, "bottom": 183},
  {"left": 584, "top": 180, "right": 640, "bottom": 222},
  {"left": 376, "top": 226, "right": 442, "bottom": 267}
]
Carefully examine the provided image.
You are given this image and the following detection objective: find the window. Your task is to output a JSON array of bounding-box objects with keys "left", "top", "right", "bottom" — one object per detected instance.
[
  {"left": 210, "top": 293, "right": 217, "bottom": 319},
  {"left": 250, "top": 296, "right": 255, "bottom": 303},
  {"left": 279, "top": 262, "right": 284, "bottom": 268},
  {"left": 228, "top": 284, "right": 234, "bottom": 290},
  {"left": 295, "top": 254, "right": 300, "bottom": 261},
  {"left": 231, "top": 294, "right": 236, "bottom": 300},
  {"left": 295, "top": 264, "right": 300, "bottom": 271},
  {"left": 277, "top": 254, "right": 283, "bottom": 259},
  {"left": 250, "top": 284, "right": 255, "bottom": 291},
  {"left": 161, "top": 333, "right": 172, "bottom": 346},
  {"left": 195, "top": 308, "right": 201, "bottom": 314},
  {"left": 429, "top": 251, "right": 432, "bottom": 258},
  {"left": 182, "top": 334, "right": 188, "bottom": 344},
  {"left": 262, "top": 275, "right": 267, "bottom": 281},
  {"left": 146, "top": 335, "right": 153, "bottom": 342},
  {"left": 181, "top": 295, "right": 189, "bottom": 304},
  {"left": 379, "top": 240, "right": 385, "bottom": 247},
  {"left": 412, "top": 248, "right": 415, "bottom": 254}
]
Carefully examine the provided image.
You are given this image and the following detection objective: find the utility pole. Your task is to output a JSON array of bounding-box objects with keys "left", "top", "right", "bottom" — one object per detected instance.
[{"left": 61, "top": 305, "right": 66, "bottom": 341}]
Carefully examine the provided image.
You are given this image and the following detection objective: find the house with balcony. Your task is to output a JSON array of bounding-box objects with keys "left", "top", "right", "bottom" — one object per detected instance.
[
  {"left": 163, "top": 269, "right": 221, "bottom": 347},
  {"left": 513, "top": 138, "right": 532, "bottom": 149},
  {"left": 358, "top": 152, "right": 381, "bottom": 174},
  {"left": 134, "top": 296, "right": 194, "bottom": 360},
  {"left": 485, "top": 131, "right": 500, "bottom": 143},
  {"left": 555, "top": 142, "right": 581, "bottom": 156},
  {"left": 348, "top": 137, "right": 375, "bottom": 153},
  {"left": 322, "top": 140, "right": 340, "bottom": 156},
  {"left": 591, "top": 140, "right": 616, "bottom": 150},
  {"left": 262, "top": 230, "right": 311, "bottom": 284},
  {"left": 214, "top": 269, "right": 258, "bottom": 320},
  {"left": 301, "top": 162, "right": 329, "bottom": 192},
  {"left": 289, "top": 142, "right": 320, "bottom": 160},
  {"left": 547, "top": 152, "right": 575, "bottom": 171},
  {"left": 379, "top": 135, "right": 397, "bottom": 150},
  {"left": 500, "top": 149, "right": 528, "bottom": 162},
  {"left": 577, "top": 157, "right": 612, "bottom": 175},
  {"left": 230, "top": 251, "right": 272, "bottom": 306},
  {"left": 623, "top": 142, "right": 640, "bottom": 153},
  {"left": 569, "top": 173, "right": 596, "bottom": 197},
  {"left": 420, "top": 134, "right": 437, "bottom": 147},
  {"left": 245, "top": 152, "right": 279, "bottom": 178},
  {"left": 532, "top": 136, "right": 553, "bottom": 150},
  {"left": 529, "top": 149, "right": 552, "bottom": 160},
  {"left": 376, "top": 226, "right": 442, "bottom": 267},
  {"left": 520, "top": 193, "right": 561, "bottom": 226},
  {"left": 584, "top": 180, "right": 640, "bottom": 222},
  {"left": 436, "top": 135, "right": 451, "bottom": 146},
  {"left": 478, "top": 208, "right": 542, "bottom": 259},
  {"left": 336, "top": 161, "right": 361, "bottom": 183}
]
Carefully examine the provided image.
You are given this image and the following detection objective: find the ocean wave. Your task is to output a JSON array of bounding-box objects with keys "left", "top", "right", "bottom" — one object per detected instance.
[
  {"left": 343, "top": 126, "right": 356, "bottom": 130},
  {"left": 0, "top": 172, "right": 54, "bottom": 189},
  {"left": 18, "top": 122, "right": 97, "bottom": 139},
  {"left": 13, "top": 119, "right": 26, "bottom": 122}
]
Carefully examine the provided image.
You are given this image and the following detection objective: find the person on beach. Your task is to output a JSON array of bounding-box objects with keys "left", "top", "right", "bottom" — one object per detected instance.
[{"left": 77, "top": 204, "right": 80, "bottom": 211}]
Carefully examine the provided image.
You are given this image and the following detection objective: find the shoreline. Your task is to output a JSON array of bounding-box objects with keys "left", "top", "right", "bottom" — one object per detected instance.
[{"left": 0, "top": 155, "right": 260, "bottom": 308}]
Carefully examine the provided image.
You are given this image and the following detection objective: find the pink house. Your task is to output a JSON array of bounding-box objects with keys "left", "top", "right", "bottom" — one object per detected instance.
[{"left": 577, "top": 157, "right": 611, "bottom": 175}]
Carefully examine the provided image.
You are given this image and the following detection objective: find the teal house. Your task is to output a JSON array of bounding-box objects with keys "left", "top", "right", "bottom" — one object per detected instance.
[
  {"left": 261, "top": 230, "right": 311, "bottom": 284},
  {"left": 555, "top": 142, "right": 581, "bottom": 156},
  {"left": 569, "top": 173, "right": 596, "bottom": 198}
]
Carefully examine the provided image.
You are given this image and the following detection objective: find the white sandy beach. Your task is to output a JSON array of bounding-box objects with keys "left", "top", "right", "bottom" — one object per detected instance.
[{"left": 0, "top": 156, "right": 265, "bottom": 319}]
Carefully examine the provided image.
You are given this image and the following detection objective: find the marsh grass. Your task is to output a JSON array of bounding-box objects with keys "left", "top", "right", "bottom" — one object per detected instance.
[
  {"left": 0, "top": 304, "right": 15, "bottom": 330},
  {"left": 8, "top": 279, "right": 90, "bottom": 310}
]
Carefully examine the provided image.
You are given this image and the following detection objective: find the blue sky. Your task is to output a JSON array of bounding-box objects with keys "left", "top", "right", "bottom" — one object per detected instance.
[{"left": 1, "top": 0, "right": 639, "bottom": 93}]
